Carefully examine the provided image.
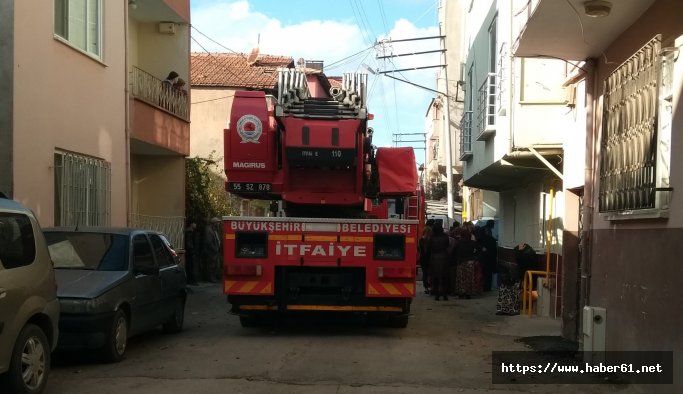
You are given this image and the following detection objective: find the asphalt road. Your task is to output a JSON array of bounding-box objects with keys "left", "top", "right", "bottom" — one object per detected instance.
[{"left": 46, "top": 283, "right": 637, "bottom": 394}]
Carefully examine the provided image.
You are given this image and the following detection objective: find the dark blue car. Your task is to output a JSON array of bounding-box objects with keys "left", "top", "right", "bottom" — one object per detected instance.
[{"left": 44, "top": 227, "right": 187, "bottom": 362}]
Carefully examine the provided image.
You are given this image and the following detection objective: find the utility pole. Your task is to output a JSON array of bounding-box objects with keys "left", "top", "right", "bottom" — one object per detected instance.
[{"left": 440, "top": 22, "right": 454, "bottom": 223}]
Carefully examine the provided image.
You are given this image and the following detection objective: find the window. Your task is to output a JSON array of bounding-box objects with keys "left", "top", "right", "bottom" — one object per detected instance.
[
  {"left": 477, "top": 17, "right": 498, "bottom": 140},
  {"left": 373, "top": 234, "right": 405, "bottom": 260},
  {"left": 54, "top": 151, "right": 111, "bottom": 226},
  {"left": 150, "top": 234, "right": 175, "bottom": 268},
  {"left": 460, "top": 65, "right": 474, "bottom": 159},
  {"left": 0, "top": 213, "right": 36, "bottom": 269},
  {"left": 133, "top": 234, "right": 156, "bottom": 272},
  {"left": 235, "top": 232, "right": 268, "bottom": 258},
  {"left": 599, "top": 35, "right": 672, "bottom": 218},
  {"left": 488, "top": 16, "right": 497, "bottom": 74},
  {"left": 54, "top": 0, "right": 102, "bottom": 58},
  {"left": 45, "top": 232, "right": 128, "bottom": 271}
]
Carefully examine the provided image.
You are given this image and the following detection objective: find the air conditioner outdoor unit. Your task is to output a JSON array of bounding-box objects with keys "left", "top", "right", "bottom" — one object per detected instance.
[
  {"left": 582, "top": 306, "right": 606, "bottom": 363},
  {"left": 159, "top": 22, "right": 176, "bottom": 35}
]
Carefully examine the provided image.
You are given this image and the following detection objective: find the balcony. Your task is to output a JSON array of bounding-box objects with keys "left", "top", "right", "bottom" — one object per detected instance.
[
  {"left": 129, "top": 66, "right": 190, "bottom": 156},
  {"left": 460, "top": 111, "right": 473, "bottom": 160},
  {"left": 131, "top": 66, "right": 188, "bottom": 120},
  {"left": 477, "top": 73, "right": 497, "bottom": 141},
  {"left": 512, "top": 0, "right": 655, "bottom": 59}
]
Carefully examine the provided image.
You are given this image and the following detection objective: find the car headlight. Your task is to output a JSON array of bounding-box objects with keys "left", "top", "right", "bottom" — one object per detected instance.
[{"left": 59, "top": 297, "right": 104, "bottom": 313}]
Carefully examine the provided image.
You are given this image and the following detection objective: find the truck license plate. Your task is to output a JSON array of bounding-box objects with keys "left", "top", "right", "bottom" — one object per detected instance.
[{"left": 229, "top": 182, "right": 272, "bottom": 192}]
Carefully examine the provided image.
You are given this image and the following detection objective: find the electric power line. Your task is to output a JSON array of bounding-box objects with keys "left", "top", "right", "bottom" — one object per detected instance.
[
  {"left": 190, "top": 25, "right": 245, "bottom": 59},
  {"left": 191, "top": 36, "right": 252, "bottom": 87}
]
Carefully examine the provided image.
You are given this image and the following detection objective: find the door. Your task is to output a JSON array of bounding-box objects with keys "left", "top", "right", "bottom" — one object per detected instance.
[
  {"left": 0, "top": 211, "right": 41, "bottom": 370},
  {"left": 130, "top": 233, "right": 162, "bottom": 333},
  {"left": 150, "top": 233, "right": 184, "bottom": 320}
]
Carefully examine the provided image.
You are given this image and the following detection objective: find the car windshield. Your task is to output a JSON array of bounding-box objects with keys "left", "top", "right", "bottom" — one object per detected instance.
[{"left": 45, "top": 232, "right": 129, "bottom": 271}]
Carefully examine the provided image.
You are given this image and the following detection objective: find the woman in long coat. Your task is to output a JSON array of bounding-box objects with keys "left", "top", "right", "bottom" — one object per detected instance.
[
  {"left": 454, "top": 228, "right": 481, "bottom": 298},
  {"left": 418, "top": 225, "right": 433, "bottom": 294},
  {"left": 427, "top": 222, "right": 452, "bottom": 300}
]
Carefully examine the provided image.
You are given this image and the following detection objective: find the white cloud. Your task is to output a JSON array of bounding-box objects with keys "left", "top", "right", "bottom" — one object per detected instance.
[{"left": 191, "top": 0, "right": 439, "bottom": 154}]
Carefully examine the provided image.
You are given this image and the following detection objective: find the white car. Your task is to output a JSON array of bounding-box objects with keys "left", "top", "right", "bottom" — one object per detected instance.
[{"left": 0, "top": 194, "right": 60, "bottom": 394}]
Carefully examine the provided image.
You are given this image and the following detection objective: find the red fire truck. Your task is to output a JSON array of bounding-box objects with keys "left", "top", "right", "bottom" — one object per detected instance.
[{"left": 222, "top": 69, "right": 422, "bottom": 327}]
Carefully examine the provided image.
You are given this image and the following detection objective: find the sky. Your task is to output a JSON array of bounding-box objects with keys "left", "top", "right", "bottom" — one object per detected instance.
[{"left": 190, "top": 0, "right": 441, "bottom": 166}]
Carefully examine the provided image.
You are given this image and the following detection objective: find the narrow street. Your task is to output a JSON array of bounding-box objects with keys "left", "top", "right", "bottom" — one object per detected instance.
[{"left": 47, "top": 282, "right": 636, "bottom": 394}]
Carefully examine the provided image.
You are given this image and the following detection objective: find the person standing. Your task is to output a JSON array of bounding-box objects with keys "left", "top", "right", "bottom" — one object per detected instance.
[
  {"left": 426, "top": 222, "right": 452, "bottom": 301},
  {"left": 418, "top": 225, "right": 433, "bottom": 294},
  {"left": 454, "top": 228, "right": 481, "bottom": 298},
  {"left": 201, "top": 218, "right": 221, "bottom": 283},
  {"left": 184, "top": 221, "right": 199, "bottom": 285}
]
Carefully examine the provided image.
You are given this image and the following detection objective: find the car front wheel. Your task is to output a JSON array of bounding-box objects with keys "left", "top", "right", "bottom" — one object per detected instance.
[
  {"left": 102, "top": 309, "right": 128, "bottom": 363},
  {"left": 1, "top": 323, "right": 50, "bottom": 394},
  {"left": 163, "top": 295, "right": 185, "bottom": 333}
]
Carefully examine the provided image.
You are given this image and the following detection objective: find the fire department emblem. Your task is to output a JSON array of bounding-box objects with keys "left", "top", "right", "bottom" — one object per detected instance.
[{"left": 236, "top": 114, "right": 262, "bottom": 143}]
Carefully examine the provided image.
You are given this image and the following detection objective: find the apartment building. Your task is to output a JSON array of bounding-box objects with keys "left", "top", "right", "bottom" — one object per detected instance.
[
  {"left": 514, "top": 0, "right": 683, "bottom": 384},
  {"left": 423, "top": 0, "right": 466, "bottom": 218},
  {"left": 0, "top": 0, "right": 190, "bottom": 247},
  {"left": 128, "top": 0, "right": 191, "bottom": 246},
  {"left": 455, "top": 0, "right": 588, "bottom": 318}
]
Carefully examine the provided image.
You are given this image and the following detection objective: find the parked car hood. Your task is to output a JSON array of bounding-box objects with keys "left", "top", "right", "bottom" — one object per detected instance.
[{"left": 55, "top": 270, "right": 130, "bottom": 299}]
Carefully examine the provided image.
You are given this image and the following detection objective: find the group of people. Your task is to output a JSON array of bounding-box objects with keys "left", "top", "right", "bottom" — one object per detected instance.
[
  {"left": 418, "top": 219, "right": 498, "bottom": 301},
  {"left": 183, "top": 218, "right": 223, "bottom": 285},
  {"left": 163, "top": 71, "right": 187, "bottom": 93}
]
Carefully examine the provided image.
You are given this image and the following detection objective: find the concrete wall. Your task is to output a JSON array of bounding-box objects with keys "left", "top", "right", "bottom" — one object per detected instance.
[
  {"left": 137, "top": 22, "right": 190, "bottom": 84},
  {"left": 585, "top": 0, "right": 683, "bottom": 383},
  {"left": 190, "top": 87, "right": 235, "bottom": 166},
  {"left": 13, "top": 0, "right": 127, "bottom": 226},
  {"left": 131, "top": 155, "right": 185, "bottom": 216},
  {"left": 462, "top": 1, "right": 498, "bottom": 179},
  {"left": 0, "top": 0, "right": 13, "bottom": 197}
]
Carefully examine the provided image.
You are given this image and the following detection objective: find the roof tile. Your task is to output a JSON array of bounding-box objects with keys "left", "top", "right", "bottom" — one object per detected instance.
[{"left": 191, "top": 52, "right": 294, "bottom": 89}]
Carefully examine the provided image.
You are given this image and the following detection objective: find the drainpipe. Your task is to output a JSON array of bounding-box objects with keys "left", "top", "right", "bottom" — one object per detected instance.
[
  {"left": 440, "top": 21, "right": 455, "bottom": 224},
  {"left": 124, "top": 3, "right": 132, "bottom": 226},
  {"left": 580, "top": 59, "right": 597, "bottom": 336}
]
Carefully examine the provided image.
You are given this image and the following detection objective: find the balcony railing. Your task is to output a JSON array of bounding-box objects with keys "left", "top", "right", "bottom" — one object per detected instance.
[
  {"left": 131, "top": 66, "right": 189, "bottom": 120},
  {"left": 460, "top": 111, "right": 473, "bottom": 160},
  {"left": 477, "top": 72, "right": 497, "bottom": 141}
]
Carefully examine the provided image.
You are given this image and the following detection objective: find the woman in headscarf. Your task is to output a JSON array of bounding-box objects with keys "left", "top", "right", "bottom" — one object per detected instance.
[
  {"left": 418, "top": 225, "right": 433, "bottom": 294},
  {"left": 427, "top": 222, "right": 452, "bottom": 301},
  {"left": 454, "top": 227, "right": 481, "bottom": 298}
]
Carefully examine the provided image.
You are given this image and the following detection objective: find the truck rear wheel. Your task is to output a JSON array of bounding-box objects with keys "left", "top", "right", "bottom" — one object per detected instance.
[
  {"left": 387, "top": 314, "right": 409, "bottom": 328},
  {"left": 239, "top": 315, "right": 258, "bottom": 327}
]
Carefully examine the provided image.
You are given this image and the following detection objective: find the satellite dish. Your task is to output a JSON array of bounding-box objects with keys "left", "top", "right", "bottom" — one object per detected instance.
[{"left": 247, "top": 47, "right": 260, "bottom": 65}]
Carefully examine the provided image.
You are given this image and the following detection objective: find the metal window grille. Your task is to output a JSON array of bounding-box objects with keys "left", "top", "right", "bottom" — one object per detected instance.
[
  {"left": 54, "top": 152, "right": 111, "bottom": 226},
  {"left": 497, "top": 43, "right": 508, "bottom": 114},
  {"left": 478, "top": 72, "right": 497, "bottom": 137},
  {"left": 599, "top": 35, "right": 671, "bottom": 213},
  {"left": 460, "top": 111, "right": 473, "bottom": 159}
]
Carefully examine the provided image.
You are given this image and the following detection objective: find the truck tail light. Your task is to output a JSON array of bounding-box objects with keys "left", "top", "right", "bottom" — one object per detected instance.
[
  {"left": 227, "top": 264, "right": 262, "bottom": 276},
  {"left": 377, "top": 267, "right": 413, "bottom": 279}
]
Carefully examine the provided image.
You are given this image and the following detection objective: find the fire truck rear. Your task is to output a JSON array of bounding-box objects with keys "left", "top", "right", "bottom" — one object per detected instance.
[{"left": 223, "top": 69, "right": 421, "bottom": 327}]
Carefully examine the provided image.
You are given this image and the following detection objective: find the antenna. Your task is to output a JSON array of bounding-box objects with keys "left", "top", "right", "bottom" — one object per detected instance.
[{"left": 246, "top": 46, "right": 260, "bottom": 66}]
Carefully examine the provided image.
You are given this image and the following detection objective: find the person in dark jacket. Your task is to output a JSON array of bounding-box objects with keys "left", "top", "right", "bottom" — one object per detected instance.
[
  {"left": 184, "top": 220, "right": 199, "bottom": 285},
  {"left": 426, "top": 222, "right": 452, "bottom": 301},
  {"left": 418, "top": 225, "right": 433, "bottom": 294}
]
